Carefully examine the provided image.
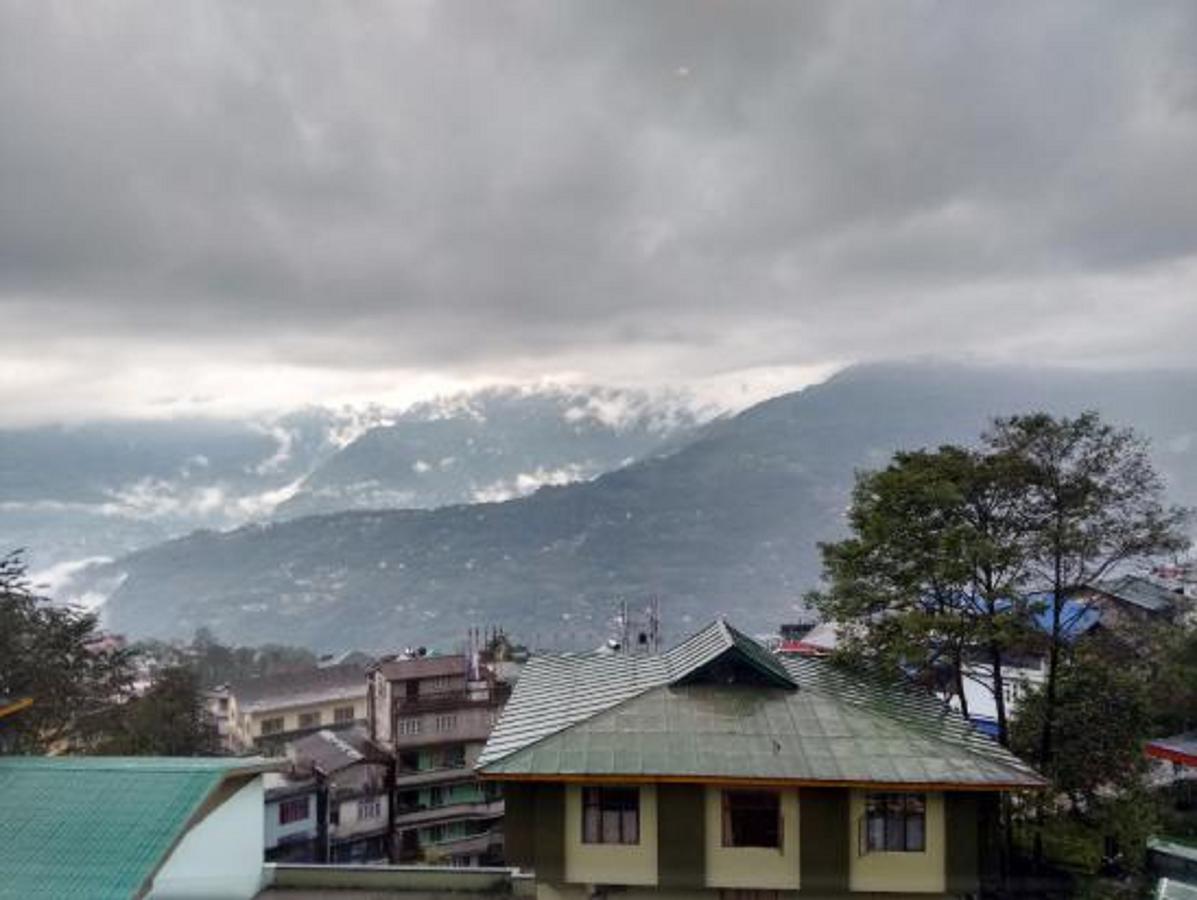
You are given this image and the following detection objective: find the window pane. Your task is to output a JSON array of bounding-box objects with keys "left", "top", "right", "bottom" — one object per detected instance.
[
  {"left": 601, "top": 808, "right": 621, "bottom": 843},
  {"left": 724, "top": 790, "right": 781, "bottom": 848},
  {"left": 905, "top": 812, "right": 925, "bottom": 851},
  {"left": 621, "top": 808, "right": 639, "bottom": 844},
  {"left": 867, "top": 814, "right": 886, "bottom": 852}
]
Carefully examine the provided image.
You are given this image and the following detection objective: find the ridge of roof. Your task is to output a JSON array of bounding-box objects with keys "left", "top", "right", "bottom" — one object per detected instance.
[
  {"left": 0, "top": 756, "right": 276, "bottom": 775},
  {"left": 478, "top": 620, "right": 1042, "bottom": 789}
]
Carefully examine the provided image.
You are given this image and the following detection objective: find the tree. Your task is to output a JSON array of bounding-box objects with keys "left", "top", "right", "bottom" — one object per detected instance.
[
  {"left": 1010, "top": 649, "right": 1159, "bottom": 875},
  {"left": 1010, "top": 649, "right": 1151, "bottom": 805},
  {"left": 812, "top": 446, "right": 1031, "bottom": 743},
  {"left": 101, "top": 665, "right": 217, "bottom": 756},
  {"left": 986, "top": 412, "right": 1190, "bottom": 767},
  {"left": 0, "top": 550, "right": 135, "bottom": 753}
]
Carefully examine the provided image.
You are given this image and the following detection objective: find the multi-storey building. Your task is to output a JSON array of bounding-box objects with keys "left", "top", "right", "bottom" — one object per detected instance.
[
  {"left": 264, "top": 771, "right": 321, "bottom": 862},
  {"left": 226, "top": 662, "right": 370, "bottom": 753},
  {"left": 368, "top": 651, "right": 517, "bottom": 866},
  {"left": 289, "top": 726, "right": 393, "bottom": 864},
  {"left": 479, "top": 619, "right": 1046, "bottom": 900}
]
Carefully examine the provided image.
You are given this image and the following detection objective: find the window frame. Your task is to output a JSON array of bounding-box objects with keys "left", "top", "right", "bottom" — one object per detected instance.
[
  {"left": 260, "top": 716, "right": 285, "bottom": 736},
  {"left": 357, "top": 797, "right": 382, "bottom": 821},
  {"left": 861, "top": 792, "right": 926, "bottom": 854},
  {"left": 334, "top": 705, "right": 356, "bottom": 724},
  {"left": 298, "top": 710, "right": 321, "bottom": 729},
  {"left": 581, "top": 786, "right": 640, "bottom": 845},
  {"left": 721, "top": 789, "right": 783, "bottom": 849},
  {"left": 278, "top": 797, "right": 309, "bottom": 825}
]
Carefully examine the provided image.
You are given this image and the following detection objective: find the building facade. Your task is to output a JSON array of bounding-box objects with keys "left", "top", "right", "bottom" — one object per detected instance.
[
  {"left": 479, "top": 619, "right": 1044, "bottom": 899},
  {"left": 288, "top": 726, "right": 393, "bottom": 864},
  {"left": 264, "top": 772, "right": 321, "bottom": 863},
  {"left": 226, "top": 662, "right": 370, "bottom": 752},
  {"left": 368, "top": 652, "right": 516, "bottom": 865}
]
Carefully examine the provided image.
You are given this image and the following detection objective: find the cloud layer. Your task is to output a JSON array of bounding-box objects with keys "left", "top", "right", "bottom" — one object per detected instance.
[{"left": 2, "top": 1, "right": 1196, "bottom": 422}]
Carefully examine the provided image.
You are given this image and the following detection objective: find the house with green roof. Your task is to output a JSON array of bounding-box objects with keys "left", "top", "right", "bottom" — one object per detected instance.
[
  {"left": 477, "top": 619, "right": 1045, "bottom": 899},
  {"left": 0, "top": 756, "right": 277, "bottom": 899}
]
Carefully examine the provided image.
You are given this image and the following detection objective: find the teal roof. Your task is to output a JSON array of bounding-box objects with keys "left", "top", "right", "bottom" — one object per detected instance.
[
  {"left": 478, "top": 620, "right": 1044, "bottom": 790},
  {"left": 0, "top": 756, "right": 274, "bottom": 900}
]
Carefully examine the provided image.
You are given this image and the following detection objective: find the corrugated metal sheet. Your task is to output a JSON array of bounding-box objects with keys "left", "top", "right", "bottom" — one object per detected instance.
[
  {"left": 0, "top": 756, "right": 273, "bottom": 899},
  {"left": 477, "top": 620, "right": 1043, "bottom": 789}
]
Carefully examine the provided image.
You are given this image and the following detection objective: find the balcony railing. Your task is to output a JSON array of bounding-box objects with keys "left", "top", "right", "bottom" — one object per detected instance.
[
  {"left": 392, "top": 798, "right": 504, "bottom": 828},
  {"left": 393, "top": 687, "right": 509, "bottom": 714}
]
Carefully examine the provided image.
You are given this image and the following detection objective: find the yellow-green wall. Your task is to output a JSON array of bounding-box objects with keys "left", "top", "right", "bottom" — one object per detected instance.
[
  {"left": 848, "top": 790, "right": 946, "bottom": 894},
  {"left": 703, "top": 787, "right": 800, "bottom": 890},
  {"left": 563, "top": 784, "right": 658, "bottom": 886}
]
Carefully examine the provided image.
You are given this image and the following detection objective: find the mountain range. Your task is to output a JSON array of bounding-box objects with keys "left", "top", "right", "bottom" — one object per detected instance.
[
  {"left": 0, "top": 387, "right": 707, "bottom": 594},
  {"left": 76, "top": 363, "right": 1197, "bottom": 652}
]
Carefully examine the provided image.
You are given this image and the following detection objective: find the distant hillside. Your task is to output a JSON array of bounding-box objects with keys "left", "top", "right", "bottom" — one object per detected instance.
[
  {"left": 276, "top": 386, "right": 708, "bottom": 518},
  {"left": 0, "top": 411, "right": 347, "bottom": 576},
  {"left": 91, "top": 364, "right": 1197, "bottom": 651},
  {"left": 2, "top": 386, "right": 703, "bottom": 586}
]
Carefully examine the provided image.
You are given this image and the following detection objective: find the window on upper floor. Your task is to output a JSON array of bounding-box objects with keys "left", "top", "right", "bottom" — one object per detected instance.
[
  {"left": 260, "top": 717, "right": 285, "bottom": 735},
  {"left": 358, "top": 797, "right": 382, "bottom": 820},
  {"left": 298, "top": 711, "right": 321, "bottom": 729},
  {"left": 334, "top": 705, "right": 356, "bottom": 724},
  {"left": 397, "top": 718, "right": 421, "bottom": 736},
  {"left": 582, "top": 786, "right": 639, "bottom": 845},
  {"left": 434, "top": 714, "right": 457, "bottom": 732},
  {"left": 443, "top": 744, "right": 466, "bottom": 768},
  {"left": 862, "top": 793, "right": 925, "bottom": 853},
  {"left": 722, "top": 790, "right": 781, "bottom": 848},
  {"left": 278, "top": 797, "right": 309, "bottom": 825}
]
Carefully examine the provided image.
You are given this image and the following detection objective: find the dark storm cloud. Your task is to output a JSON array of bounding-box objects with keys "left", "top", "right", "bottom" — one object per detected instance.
[{"left": 2, "top": 0, "right": 1196, "bottom": 418}]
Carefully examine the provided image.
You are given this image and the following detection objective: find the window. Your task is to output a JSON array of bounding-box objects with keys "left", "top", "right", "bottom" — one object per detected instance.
[
  {"left": 435, "top": 714, "right": 457, "bottom": 732},
  {"left": 260, "top": 717, "right": 285, "bottom": 736},
  {"left": 442, "top": 744, "right": 466, "bottom": 768},
  {"left": 426, "top": 824, "right": 445, "bottom": 843},
  {"left": 582, "top": 787, "right": 639, "bottom": 844},
  {"left": 358, "top": 797, "right": 382, "bottom": 820},
  {"left": 397, "top": 718, "right": 421, "bottom": 736},
  {"left": 722, "top": 790, "right": 781, "bottom": 848},
  {"left": 278, "top": 797, "right": 309, "bottom": 825},
  {"left": 334, "top": 705, "right": 356, "bottom": 724},
  {"left": 429, "top": 786, "right": 444, "bottom": 807},
  {"left": 298, "top": 711, "right": 321, "bottom": 729},
  {"left": 862, "top": 793, "right": 926, "bottom": 853}
]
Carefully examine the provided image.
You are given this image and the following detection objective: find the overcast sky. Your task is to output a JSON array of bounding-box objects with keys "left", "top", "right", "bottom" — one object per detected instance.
[{"left": 2, "top": 1, "right": 1196, "bottom": 424}]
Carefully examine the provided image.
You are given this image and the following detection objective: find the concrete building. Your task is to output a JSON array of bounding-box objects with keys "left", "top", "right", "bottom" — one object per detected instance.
[
  {"left": 264, "top": 772, "right": 321, "bottom": 863},
  {"left": 227, "top": 663, "right": 369, "bottom": 752},
  {"left": 368, "top": 652, "right": 516, "bottom": 865},
  {"left": 289, "top": 726, "right": 393, "bottom": 864},
  {"left": 478, "top": 619, "right": 1045, "bottom": 899}
]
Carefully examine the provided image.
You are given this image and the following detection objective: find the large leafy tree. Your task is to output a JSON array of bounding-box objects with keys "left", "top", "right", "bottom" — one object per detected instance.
[
  {"left": 985, "top": 412, "right": 1190, "bottom": 765},
  {"left": 0, "top": 551, "right": 136, "bottom": 753},
  {"left": 100, "top": 665, "right": 218, "bottom": 756},
  {"left": 812, "top": 445, "right": 1032, "bottom": 743}
]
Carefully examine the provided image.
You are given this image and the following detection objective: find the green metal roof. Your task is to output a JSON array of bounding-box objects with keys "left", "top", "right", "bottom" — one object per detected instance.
[
  {"left": 0, "top": 756, "right": 274, "bottom": 900},
  {"left": 478, "top": 620, "right": 1044, "bottom": 789}
]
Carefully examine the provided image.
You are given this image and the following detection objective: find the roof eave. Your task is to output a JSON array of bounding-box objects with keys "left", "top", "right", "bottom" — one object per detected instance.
[{"left": 475, "top": 770, "right": 1047, "bottom": 792}]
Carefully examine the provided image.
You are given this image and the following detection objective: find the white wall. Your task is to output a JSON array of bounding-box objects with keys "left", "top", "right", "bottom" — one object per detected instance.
[
  {"left": 334, "top": 792, "right": 390, "bottom": 839},
  {"left": 150, "top": 777, "right": 265, "bottom": 899},
  {"left": 264, "top": 790, "right": 317, "bottom": 851}
]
